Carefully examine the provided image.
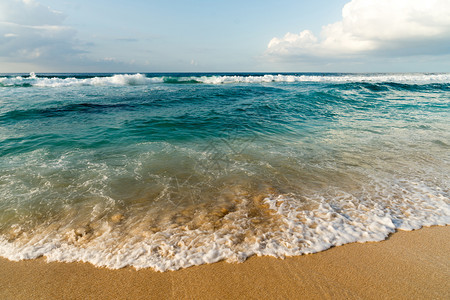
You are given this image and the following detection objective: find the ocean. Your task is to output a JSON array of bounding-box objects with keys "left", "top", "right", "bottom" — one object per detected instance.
[{"left": 0, "top": 72, "right": 449, "bottom": 271}]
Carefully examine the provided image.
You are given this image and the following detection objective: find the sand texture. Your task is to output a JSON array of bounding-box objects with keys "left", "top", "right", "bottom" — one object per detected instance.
[{"left": 1, "top": 226, "right": 449, "bottom": 299}]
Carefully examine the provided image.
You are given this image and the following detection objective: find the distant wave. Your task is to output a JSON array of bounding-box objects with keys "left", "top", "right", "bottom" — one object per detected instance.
[
  {"left": 0, "top": 72, "right": 449, "bottom": 87},
  {"left": 177, "top": 73, "right": 450, "bottom": 85},
  {"left": 0, "top": 73, "right": 162, "bottom": 87}
]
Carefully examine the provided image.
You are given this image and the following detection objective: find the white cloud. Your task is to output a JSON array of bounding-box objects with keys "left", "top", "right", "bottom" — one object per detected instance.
[
  {"left": 0, "top": 0, "right": 144, "bottom": 72},
  {"left": 0, "top": 0, "right": 65, "bottom": 26},
  {"left": 0, "top": 0, "right": 141, "bottom": 72},
  {"left": 0, "top": 0, "right": 86, "bottom": 69},
  {"left": 266, "top": 0, "right": 450, "bottom": 61}
]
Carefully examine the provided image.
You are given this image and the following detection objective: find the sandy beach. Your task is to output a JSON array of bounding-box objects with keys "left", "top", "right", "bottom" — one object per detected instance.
[
  {"left": 0, "top": 225, "right": 448, "bottom": 299},
  {"left": 2, "top": 0, "right": 450, "bottom": 298}
]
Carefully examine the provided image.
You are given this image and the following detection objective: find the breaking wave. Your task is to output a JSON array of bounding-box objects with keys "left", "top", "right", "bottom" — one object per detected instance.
[{"left": 0, "top": 72, "right": 449, "bottom": 87}]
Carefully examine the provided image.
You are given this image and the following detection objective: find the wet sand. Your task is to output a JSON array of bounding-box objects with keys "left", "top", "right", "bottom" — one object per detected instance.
[{"left": 1, "top": 226, "right": 449, "bottom": 299}]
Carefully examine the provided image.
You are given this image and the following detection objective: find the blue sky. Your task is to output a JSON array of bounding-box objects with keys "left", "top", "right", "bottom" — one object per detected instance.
[{"left": 1, "top": 0, "right": 450, "bottom": 73}]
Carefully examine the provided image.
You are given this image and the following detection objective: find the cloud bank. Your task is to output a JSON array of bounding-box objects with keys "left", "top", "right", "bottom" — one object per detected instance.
[
  {"left": 266, "top": 0, "right": 450, "bottom": 61},
  {"left": 0, "top": 0, "right": 87, "bottom": 69},
  {"left": 0, "top": 0, "right": 137, "bottom": 72}
]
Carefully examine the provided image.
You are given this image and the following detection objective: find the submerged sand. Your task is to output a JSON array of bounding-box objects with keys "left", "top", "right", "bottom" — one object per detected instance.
[{"left": 1, "top": 226, "right": 449, "bottom": 299}]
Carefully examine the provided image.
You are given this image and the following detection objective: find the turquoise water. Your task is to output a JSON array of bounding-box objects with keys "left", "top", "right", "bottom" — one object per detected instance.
[{"left": 0, "top": 73, "right": 449, "bottom": 271}]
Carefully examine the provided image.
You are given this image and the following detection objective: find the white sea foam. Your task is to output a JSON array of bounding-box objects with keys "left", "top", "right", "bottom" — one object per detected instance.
[
  {"left": 190, "top": 73, "right": 450, "bottom": 84},
  {"left": 34, "top": 73, "right": 164, "bottom": 87},
  {"left": 0, "top": 177, "right": 448, "bottom": 271},
  {"left": 0, "top": 73, "right": 449, "bottom": 87},
  {"left": 0, "top": 73, "right": 162, "bottom": 87}
]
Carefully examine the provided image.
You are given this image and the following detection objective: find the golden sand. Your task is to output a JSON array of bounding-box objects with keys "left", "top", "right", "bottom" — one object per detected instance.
[{"left": 1, "top": 226, "right": 449, "bottom": 299}]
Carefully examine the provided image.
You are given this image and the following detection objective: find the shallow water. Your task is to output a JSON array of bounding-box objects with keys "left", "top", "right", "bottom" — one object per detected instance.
[{"left": 0, "top": 72, "right": 449, "bottom": 271}]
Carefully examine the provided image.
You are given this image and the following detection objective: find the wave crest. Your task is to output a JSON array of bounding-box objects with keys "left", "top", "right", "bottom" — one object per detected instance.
[
  {"left": 1, "top": 73, "right": 449, "bottom": 88},
  {"left": 0, "top": 73, "right": 162, "bottom": 87}
]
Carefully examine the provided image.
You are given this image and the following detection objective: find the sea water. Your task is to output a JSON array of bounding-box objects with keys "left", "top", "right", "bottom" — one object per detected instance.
[{"left": 0, "top": 72, "right": 449, "bottom": 271}]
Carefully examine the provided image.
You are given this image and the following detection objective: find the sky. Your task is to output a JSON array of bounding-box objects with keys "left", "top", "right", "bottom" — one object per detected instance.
[{"left": 1, "top": 0, "right": 450, "bottom": 73}]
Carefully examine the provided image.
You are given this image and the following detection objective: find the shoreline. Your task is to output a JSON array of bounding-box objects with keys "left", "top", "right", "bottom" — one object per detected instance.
[{"left": 1, "top": 226, "right": 449, "bottom": 299}]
